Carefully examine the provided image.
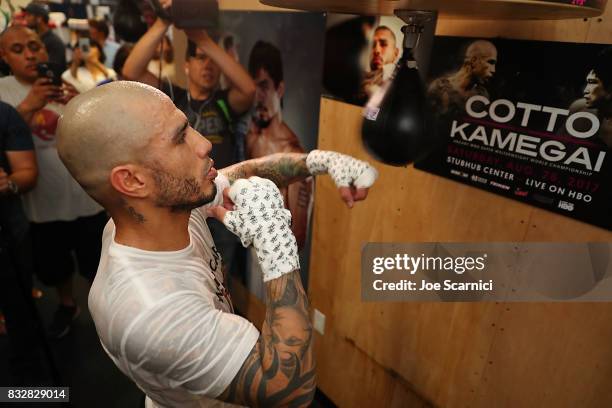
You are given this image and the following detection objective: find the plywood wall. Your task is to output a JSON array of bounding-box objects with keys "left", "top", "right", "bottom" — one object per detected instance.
[{"left": 309, "top": 6, "right": 612, "bottom": 408}]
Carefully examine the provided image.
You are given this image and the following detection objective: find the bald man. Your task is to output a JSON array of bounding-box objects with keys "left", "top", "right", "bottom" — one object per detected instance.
[
  {"left": 427, "top": 39, "right": 498, "bottom": 116},
  {"left": 57, "top": 81, "right": 378, "bottom": 407},
  {"left": 0, "top": 26, "right": 106, "bottom": 339}
]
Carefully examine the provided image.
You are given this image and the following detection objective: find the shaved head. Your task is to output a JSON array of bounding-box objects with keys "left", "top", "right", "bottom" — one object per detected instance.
[
  {"left": 57, "top": 81, "right": 175, "bottom": 203},
  {"left": 465, "top": 40, "right": 497, "bottom": 61},
  {"left": 0, "top": 25, "right": 48, "bottom": 82},
  {"left": 464, "top": 40, "right": 497, "bottom": 83},
  {"left": 0, "top": 25, "right": 32, "bottom": 49}
]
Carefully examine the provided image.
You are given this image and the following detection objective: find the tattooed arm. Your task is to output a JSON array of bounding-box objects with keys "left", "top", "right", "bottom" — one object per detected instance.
[
  {"left": 218, "top": 271, "right": 315, "bottom": 407},
  {"left": 219, "top": 150, "right": 378, "bottom": 208},
  {"left": 220, "top": 153, "right": 310, "bottom": 189},
  {"left": 208, "top": 177, "right": 315, "bottom": 407}
]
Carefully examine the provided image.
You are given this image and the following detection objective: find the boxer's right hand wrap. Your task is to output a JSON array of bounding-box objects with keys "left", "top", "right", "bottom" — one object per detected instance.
[
  {"left": 306, "top": 149, "right": 378, "bottom": 189},
  {"left": 223, "top": 177, "right": 300, "bottom": 282}
]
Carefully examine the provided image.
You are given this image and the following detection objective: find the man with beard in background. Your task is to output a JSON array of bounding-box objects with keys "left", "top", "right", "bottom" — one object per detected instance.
[
  {"left": 358, "top": 25, "right": 400, "bottom": 103},
  {"left": 246, "top": 40, "right": 311, "bottom": 249}
]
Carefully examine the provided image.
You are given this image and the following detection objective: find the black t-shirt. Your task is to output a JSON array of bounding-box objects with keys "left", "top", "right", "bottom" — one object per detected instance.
[
  {"left": 0, "top": 102, "right": 34, "bottom": 242},
  {"left": 161, "top": 82, "right": 238, "bottom": 169},
  {"left": 41, "top": 30, "right": 67, "bottom": 72}
]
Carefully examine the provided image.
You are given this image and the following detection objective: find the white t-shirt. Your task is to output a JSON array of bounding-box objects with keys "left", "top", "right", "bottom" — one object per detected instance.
[
  {"left": 0, "top": 76, "right": 103, "bottom": 223},
  {"left": 89, "top": 175, "right": 259, "bottom": 408},
  {"left": 61, "top": 67, "right": 117, "bottom": 94}
]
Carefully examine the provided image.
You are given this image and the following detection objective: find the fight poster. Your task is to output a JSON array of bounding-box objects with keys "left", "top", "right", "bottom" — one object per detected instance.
[
  {"left": 322, "top": 14, "right": 408, "bottom": 106},
  {"left": 415, "top": 37, "right": 612, "bottom": 230},
  {"left": 218, "top": 11, "right": 325, "bottom": 295}
]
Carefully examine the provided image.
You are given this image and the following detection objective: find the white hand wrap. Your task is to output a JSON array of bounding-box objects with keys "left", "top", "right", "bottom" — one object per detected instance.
[
  {"left": 223, "top": 177, "right": 299, "bottom": 282},
  {"left": 306, "top": 150, "right": 378, "bottom": 188}
]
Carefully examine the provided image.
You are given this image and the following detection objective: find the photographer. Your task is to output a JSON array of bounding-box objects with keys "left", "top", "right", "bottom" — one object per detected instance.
[
  {"left": 0, "top": 26, "right": 107, "bottom": 339},
  {"left": 123, "top": 10, "right": 256, "bottom": 277},
  {"left": 123, "top": 19, "right": 255, "bottom": 168}
]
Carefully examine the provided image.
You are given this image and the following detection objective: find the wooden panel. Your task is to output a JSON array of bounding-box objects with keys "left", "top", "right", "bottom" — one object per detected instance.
[
  {"left": 310, "top": 99, "right": 526, "bottom": 407},
  {"left": 476, "top": 303, "right": 612, "bottom": 408},
  {"left": 219, "top": 0, "right": 294, "bottom": 11}
]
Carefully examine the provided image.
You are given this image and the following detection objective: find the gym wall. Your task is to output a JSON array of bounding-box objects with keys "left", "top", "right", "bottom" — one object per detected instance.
[{"left": 195, "top": 1, "right": 612, "bottom": 406}]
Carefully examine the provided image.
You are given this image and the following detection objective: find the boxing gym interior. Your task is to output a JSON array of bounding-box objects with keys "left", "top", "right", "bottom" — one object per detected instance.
[{"left": 1, "top": 0, "right": 611, "bottom": 407}]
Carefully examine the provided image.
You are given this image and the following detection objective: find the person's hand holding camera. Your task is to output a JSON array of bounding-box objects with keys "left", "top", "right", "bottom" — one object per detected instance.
[
  {"left": 55, "top": 82, "right": 79, "bottom": 105},
  {"left": 18, "top": 77, "right": 61, "bottom": 115}
]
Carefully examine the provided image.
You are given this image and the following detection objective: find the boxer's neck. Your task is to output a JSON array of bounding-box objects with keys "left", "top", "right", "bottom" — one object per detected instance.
[{"left": 113, "top": 210, "right": 191, "bottom": 252}]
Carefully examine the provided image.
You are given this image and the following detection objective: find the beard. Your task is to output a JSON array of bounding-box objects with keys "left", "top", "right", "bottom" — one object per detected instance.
[
  {"left": 150, "top": 167, "right": 217, "bottom": 212},
  {"left": 253, "top": 115, "right": 271, "bottom": 129},
  {"left": 252, "top": 105, "right": 271, "bottom": 129}
]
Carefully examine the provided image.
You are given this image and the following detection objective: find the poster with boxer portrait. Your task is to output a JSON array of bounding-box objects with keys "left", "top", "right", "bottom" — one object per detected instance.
[
  {"left": 415, "top": 36, "right": 612, "bottom": 230},
  {"left": 218, "top": 10, "right": 325, "bottom": 297},
  {"left": 322, "top": 14, "right": 407, "bottom": 106}
]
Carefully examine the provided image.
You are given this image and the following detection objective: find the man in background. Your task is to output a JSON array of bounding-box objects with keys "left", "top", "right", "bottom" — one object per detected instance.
[
  {"left": 22, "top": 2, "right": 66, "bottom": 70},
  {"left": 0, "top": 100, "right": 42, "bottom": 384},
  {"left": 0, "top": 26, "right": 106, "bottom": 339}
]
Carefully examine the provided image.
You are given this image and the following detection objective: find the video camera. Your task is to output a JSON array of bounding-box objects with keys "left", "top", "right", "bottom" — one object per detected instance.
[{"left": 114, "top": 0, "right": 219, "bottom": 42}]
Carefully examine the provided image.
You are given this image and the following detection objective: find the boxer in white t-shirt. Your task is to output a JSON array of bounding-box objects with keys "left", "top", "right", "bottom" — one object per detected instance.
[{"left": 57, "top": 81, "right": 377, "bottom": 407}]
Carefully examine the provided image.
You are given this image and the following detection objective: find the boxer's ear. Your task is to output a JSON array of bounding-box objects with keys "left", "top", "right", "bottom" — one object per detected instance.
[{"left": 110, "top": 164, "right": 150, "bottom": 198}]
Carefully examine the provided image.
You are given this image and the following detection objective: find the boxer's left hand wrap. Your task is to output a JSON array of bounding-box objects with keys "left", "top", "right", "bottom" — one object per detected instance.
[
  {"left": 223, "top": 177, "right": 299, "bottom": 282},
  {"left": 306, "top": 149, "right": 378, "bottom": 188}
]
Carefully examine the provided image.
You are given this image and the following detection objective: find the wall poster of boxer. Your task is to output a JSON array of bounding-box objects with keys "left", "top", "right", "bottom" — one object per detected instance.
[
  {"left": 322, "top": 14, "right": 407, "bottom": 106},
  {"left": 415, "top": 36, "right": 612, "bottom": 230},
  {"left": 218, "top": 10, "right": 326, "bottom": 297}
]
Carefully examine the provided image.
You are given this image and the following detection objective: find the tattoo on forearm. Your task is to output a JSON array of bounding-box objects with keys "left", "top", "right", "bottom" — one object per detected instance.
[
  {"left": 220, "top": 271, "right": 315, "bottom": 407},
  {"left": 224, "top": 153, "right": 310, "bottom": 188}
]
